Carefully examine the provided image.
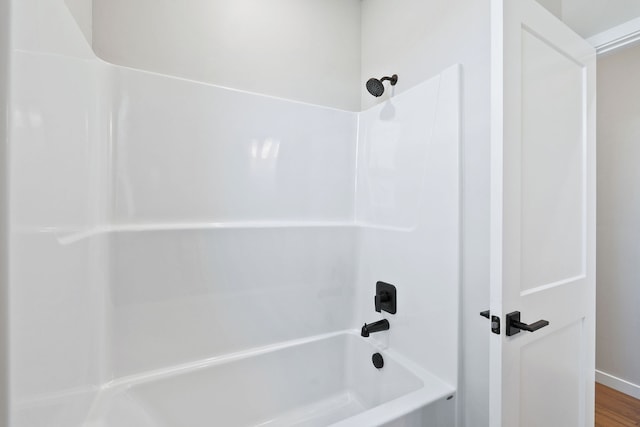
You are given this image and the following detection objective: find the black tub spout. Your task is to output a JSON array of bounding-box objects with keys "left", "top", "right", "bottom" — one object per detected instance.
[{"left": 361, "top": 319, "right": 390, "bottom": 337}]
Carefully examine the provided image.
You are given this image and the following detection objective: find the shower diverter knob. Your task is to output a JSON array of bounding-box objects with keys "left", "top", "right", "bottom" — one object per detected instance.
[{"left": 374, "top": 281, "right": 397, "bottom": 314}]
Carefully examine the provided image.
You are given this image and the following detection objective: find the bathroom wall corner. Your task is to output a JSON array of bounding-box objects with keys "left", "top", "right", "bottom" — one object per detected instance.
[
  {"left": 64, "top": 0, "right": 92, "bottom": 46},
  {"left": 92, "top": 0, "right": 362, "bottom": 111}
]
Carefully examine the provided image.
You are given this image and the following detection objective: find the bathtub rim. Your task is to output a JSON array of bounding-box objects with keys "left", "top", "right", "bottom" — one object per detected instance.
[{"left": 82, "top": 329, "right": 455, "bottom": 427}]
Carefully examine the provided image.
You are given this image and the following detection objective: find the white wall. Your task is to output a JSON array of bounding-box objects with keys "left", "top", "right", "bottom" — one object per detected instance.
[
  {"left": 0, "top": 1, "right": 10, "bottom": 425},
  {"left": 535, "top": 0, "right": 562, "bottom": 18},
  {"left": 361, "top": 1, "right": 491, "bottom": 425},
  {"left": 92, "top": 0, "right": 362, "bottom": 111},
  {"left": 596, "top": 43, "right": 640, "bottom": 399},
  {"left": 64, "top": 0, "right": 92, "bottom": 44}
]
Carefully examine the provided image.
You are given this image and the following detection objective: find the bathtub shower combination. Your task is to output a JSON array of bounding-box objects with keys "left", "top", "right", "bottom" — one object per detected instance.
[{"left": 7, "top": 1, "right": 460, "bottom": 426}]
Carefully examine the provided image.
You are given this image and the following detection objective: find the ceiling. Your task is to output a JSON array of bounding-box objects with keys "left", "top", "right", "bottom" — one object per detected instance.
[{"left": 537, "top": 0, "right": 640, "bottom": 38}]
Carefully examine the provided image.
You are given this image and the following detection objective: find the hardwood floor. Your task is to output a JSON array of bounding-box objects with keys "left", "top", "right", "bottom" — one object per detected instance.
[{"left": 596, "top": 383, "right": 640, "bottom": 426}]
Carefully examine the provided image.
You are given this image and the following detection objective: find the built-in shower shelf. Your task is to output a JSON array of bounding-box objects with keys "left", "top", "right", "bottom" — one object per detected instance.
[{"left": 43, "top": 221, "right": 415, "bottom": 245}]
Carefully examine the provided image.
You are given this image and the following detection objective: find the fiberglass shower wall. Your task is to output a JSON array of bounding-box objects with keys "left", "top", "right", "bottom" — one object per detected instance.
[
  {"left": 7, "top": 0, "right": 361, "bottom": 424},
  {"left": 106, "top": 67, "right": 359, "bottom": 377},
  {"left": 8, "top": 2, "right": 110, "bottom": 425},
  {"left": 7, "top": 0, "right": 465, "bottom": 425}
]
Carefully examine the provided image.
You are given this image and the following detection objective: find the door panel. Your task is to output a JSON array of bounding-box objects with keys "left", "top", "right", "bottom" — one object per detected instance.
[
  {"left": 521, "top": 28, "right": 585, "bottom": 293},
  {"left": 519, "top": 320, "right": 585, "bottom": 427},
  {"left": 490, "top": 0, "right": 596, "bottom": 426}
]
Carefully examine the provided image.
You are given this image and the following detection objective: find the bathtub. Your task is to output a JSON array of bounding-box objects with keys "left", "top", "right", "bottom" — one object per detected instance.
[{"left": 85, "top": 331, "right": 455, "bottom": 427}]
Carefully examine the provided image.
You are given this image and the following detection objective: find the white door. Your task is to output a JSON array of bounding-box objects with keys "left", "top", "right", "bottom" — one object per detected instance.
[{"left": 489, "top": 0, "right": 596, "bottom": 426}]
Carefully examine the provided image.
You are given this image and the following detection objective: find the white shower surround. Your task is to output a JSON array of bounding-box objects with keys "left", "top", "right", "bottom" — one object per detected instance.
[{"left": 8, "top": 1, "right": 461, "bottom": 426}]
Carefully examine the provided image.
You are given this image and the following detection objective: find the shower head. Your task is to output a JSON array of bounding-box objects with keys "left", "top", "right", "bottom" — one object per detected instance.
[{"left": 366, "top": 74, "right": 398, "bottom": 97}]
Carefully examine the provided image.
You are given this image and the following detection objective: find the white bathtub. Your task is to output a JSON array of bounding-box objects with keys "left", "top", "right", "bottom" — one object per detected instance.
[{"left": 85, "top": 331, "right": 455, "bottom": 427}]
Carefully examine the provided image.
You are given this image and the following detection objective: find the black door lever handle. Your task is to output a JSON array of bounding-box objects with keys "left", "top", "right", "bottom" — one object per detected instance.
[{"left": 506, "top": 311, "right": 549, "bottom": 336}]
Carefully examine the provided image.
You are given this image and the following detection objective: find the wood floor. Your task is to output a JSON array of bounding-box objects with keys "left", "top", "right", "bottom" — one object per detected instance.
[{"left": 596, "top": 383, "right": 640, "bottom": 426}]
